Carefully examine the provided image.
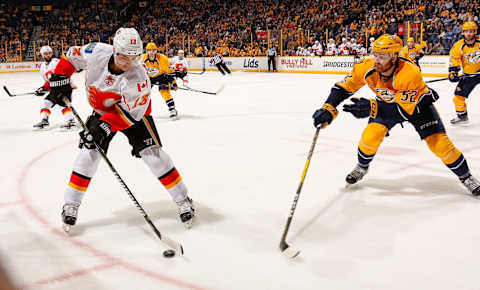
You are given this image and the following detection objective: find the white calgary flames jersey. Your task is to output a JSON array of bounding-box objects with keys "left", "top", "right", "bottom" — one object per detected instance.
[
  {"left": 171, "top": 56, "right": 188, "bottom": 71},
  {"left": 65, "top": 42, "right": 151, "bottom": 123},
  {"left": 326, "top": 43, "right": 337, "bottom": 55},
  {"left": 40, "top": 58, "right": 60, "bottom": 82}
]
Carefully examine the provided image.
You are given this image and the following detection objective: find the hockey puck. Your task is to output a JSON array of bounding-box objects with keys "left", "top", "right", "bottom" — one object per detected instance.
[{"left": 163, "top": 249, "right": 175, "bottom": 258}]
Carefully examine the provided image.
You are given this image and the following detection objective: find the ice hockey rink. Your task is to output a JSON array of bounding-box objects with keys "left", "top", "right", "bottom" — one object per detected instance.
[{"left": 1, "top": 70, "right": 480, "bottom": 290}]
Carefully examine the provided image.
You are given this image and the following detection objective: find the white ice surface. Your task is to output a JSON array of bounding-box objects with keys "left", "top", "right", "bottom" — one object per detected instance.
[{"left": 1, "top": 70, "right": 480, "bottom": 290}]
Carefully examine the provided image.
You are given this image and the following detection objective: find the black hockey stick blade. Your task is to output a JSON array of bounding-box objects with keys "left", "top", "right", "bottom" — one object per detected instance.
[{"left": 3, "top": 86, "right": 13, "bottom": 97}]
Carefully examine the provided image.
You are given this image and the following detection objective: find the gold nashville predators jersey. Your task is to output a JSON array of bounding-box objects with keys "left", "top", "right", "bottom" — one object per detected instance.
[
  {"left": 400, "top": 44, "right": 423, "bottom": 62},
  {"left": 449, "top": 38, "right": 480, "bottom": 74},
  {"left": 336, "top": 57, "right": 430, "bottom": 115},
  {"left": 141, "top": 53, "right": 173, "bottom": 78}
]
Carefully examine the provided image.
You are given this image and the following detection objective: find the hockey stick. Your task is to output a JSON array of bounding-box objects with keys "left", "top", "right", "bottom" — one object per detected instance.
[
  {"left": 426, "top": 75, "right": 465, "bottom": 84},
  {"left": 64, "top": 99, "right": 184, "bottom": 256},
  {"left": 3, "top": 85, "right": 36, "bottom": 97},
  {"left": 279, "top": 127, "right": 321, "bottom": 259},
  {"left": 425, "top": 77, "right": 448, "bottom": 84},
  {"left": 177, "top": 84, "right": 225, "bottom": 95}
]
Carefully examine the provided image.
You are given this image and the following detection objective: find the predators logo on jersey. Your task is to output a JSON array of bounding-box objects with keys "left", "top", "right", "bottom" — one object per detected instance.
[
  {"left": 336, "top": 57, "right": 428, "bottom": 115},
  {"left": 465, "top": 51, "right": 480, "bottom": 64},
  {"left": 142, "top": 53, "right": 173, "bottom": 78}
]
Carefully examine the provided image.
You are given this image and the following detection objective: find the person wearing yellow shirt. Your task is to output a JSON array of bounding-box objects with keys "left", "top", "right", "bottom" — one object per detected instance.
[
  {"left": 142, "top": 42, "right": 178, "bottom": 120},
  {"left": 448, "top": 21, "right": 480, "bottom": 125},
  {"left": 400, "top": 37, "right": 424, "bottom": 67},
  {"left": 312, "top": 34, "right": 480, "bottom": 195}
]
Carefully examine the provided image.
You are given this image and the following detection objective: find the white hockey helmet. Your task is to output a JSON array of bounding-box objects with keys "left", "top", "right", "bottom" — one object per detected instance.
[
  {"left": 113, "top": 28, "right": 143, "bottom": 56},
  {"left": 178, "top": 49, "right": 184, "bottom": 55},
  {"left": 40, "top": 45, "right": 53, "bottom": 56}
]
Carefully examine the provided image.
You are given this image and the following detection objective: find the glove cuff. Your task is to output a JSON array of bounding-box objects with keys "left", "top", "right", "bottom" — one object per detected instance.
[
  {"left": 369, "top": 99, "right": 378, "bottom": 119},
  {"left": 322, "top": 103, "right": 338, "bottom": 121}
]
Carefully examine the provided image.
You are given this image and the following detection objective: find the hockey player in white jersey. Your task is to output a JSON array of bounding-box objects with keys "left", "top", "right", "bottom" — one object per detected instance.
[
  {"left": 171, "top": 49, "right": 189, "bottom": 86},
  {"left": 46, "top": 28, "right": 194, "bottom": 231},
  {"left": 312, "top": 40, "right": 323, "bottom": 56},
  {"left": 325, "top": 39, "right": 337, "bottom": 56},
  {"left": 33, "top": 45, "right": 76, "bottom": 129}
]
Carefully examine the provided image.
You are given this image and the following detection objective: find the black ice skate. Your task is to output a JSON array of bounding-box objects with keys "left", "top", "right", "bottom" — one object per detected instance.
[
  {"left": 60, "top": 119, "right": 78, "bottom": 130},
  {"left": 450, "top": 113, "right": 469, "bottom": 125},
  {"left": 61, "top": 203, "right": 80, "bottom": 232},
  {"left": 176, "top": 197, "right": 194, "bottom": 229},
  {"left": 460, "top": 174, "right": 480, "bottom": 196},
  {"left": 33, "top": 118, "right": 49, "bottom": 129},
  {"left": 346, "top": 164, "right": 369, "bottom": 184},
  {"left": 169, "top": 108, "right": 178, "bottom": 121}
]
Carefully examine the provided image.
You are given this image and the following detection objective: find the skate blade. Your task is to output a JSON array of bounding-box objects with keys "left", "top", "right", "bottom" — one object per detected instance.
[
  {"left": 183, "top": 218, "right": 194, "bottom": 229},
  {"left": 63, "top": 224, "right": 72, "bottom": 233},
  {"left": 170, "top": 116, "right": 179, "bottom": 121},
  {"left": 450, "top": 122, "right": 469, "bottom": 127}
]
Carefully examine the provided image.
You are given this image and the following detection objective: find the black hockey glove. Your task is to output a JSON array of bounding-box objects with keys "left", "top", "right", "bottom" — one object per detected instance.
[
  {"left": 170, "top": 80, "right": 178, "bottom": 91},
  {"left": 448, "top": 67, "right": 460, "bottom": 82},
  {"left": 49, "top": 74, "right": 72, "bottom": 106},
  {"left": 175, "top": 70, "right": 187, "bottom": 79},
  {"left": 312, "top": 103, "right": 338, "bottom": 128},
  {"left": 79, "top": 115, "right": 112, "bottom": 150},
  {"left": 343, "top": 98, "right": 378, "bottom": 119},
  {"left": 417, "top": 88, "right": 440, "bottom": 108},
  {"left": 34, "top": 86, "right": 47, "bottom": 96}
]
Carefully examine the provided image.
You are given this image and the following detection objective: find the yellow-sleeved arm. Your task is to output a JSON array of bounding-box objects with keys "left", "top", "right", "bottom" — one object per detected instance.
[
  {"left": 415, "top": 44, "right": 424, "bottom": 54},
  {"left": 158, "top": 54, "right": 174, "bottom": 74},
  {"left": 336, "top": 58, "right": 372, "bottom": 93},
  {"left": 400, "top": 46, "right": 408, "bottom": 58},
  {"left": 449, "top": 40, "right": 463, "bottom": 68}
]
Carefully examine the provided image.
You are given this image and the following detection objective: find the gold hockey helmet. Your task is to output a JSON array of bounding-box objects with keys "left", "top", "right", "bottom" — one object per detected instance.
[
  {"left": 145, "top": 42, "right": 158, "bottom": 50},
  {"left": 372, "top": 34, "right": 403, "bottom": 54},
  {"left": 462, "top": 21, "right": 478, "bottom": 32}
]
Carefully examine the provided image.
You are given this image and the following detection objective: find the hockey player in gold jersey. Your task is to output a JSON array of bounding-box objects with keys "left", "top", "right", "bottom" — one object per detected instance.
[
  {"left": 142, "top": 42, "right": 178, "bottom": 120},
  {"left": 312, "top": 34, "right": 480, "bottom": 195},
  {"left": 400, "top": 37, "right": 424, "bottom": 67},
  {"left": 448, "top": 21, "right": 480, "bottom": 125}
]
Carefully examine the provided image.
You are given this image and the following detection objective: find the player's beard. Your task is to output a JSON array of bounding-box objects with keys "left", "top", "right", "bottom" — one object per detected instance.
[
  {"left": 374, "top": 57, "right": 395, "bottom": 74},
  {"left": 464, "top": 32, "right": 476, "bottom": 44}
]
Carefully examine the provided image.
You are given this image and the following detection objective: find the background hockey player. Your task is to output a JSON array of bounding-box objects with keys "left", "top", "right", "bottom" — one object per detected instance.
[
  {"left": 171, "top": 49, "right": 189, "bottom": 86},
  {"left": 46, "top": 28, "right": 194, "bottom": 231},
  {"left": 142, "top": 42, "right": 179, "bottom": 120},
  {"left": 400, "top": 37, "right": 424, "bottom": 67},
  {"left": 448, "top": 21, "right": 480, "bottom": 125},
  {"left": 33, "top": 45, "right": 76, "bottom": 129},
  {"left": 312, "top": 34, "right": 480, "bottom": 196}
]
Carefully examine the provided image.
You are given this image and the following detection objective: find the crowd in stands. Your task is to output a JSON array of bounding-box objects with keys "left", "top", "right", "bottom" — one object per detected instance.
[{"left": 0, "top": 0, "right": 479, "bottom": 62}]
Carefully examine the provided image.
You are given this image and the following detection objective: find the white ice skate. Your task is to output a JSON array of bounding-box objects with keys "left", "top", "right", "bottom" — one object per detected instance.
[
  {"left": 169, "top": 108, "right": 178, "bottom": 121},
  {"left": 461, "top": 175, "right": 480, "bottom": 196},
  {"left": 450, "top": 114, "right": 469, "bottom": 126},
  {"left": 33, "top": 118, "right": 49, "bottom": 130},
  {"left": 346, "top": 164, "right": 369, "bottom": 185},
  {"left": 61, "top": 203, "right": 80, "bottom": 232},
  {"left": 60, "top": 119, "right": 78, "bottom": 130},
  {"left": 177, "top": 197, "right": 195, "bottom": 229}
]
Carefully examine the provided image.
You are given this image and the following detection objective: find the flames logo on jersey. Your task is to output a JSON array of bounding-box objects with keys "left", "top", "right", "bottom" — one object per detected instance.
[
  {"left": 87, "top": 86, "right": 122, "bottom": 111},
  {"left": 104, "top": 75, "right": 115, "bottom": 87},
  {"left": 466, "top": 51, "right": 480, "bottom": 64}
]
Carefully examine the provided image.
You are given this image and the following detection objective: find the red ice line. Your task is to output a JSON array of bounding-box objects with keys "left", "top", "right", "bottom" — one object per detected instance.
[{"left": 17, "top": 140, "right": 208, "bottom": 290}]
